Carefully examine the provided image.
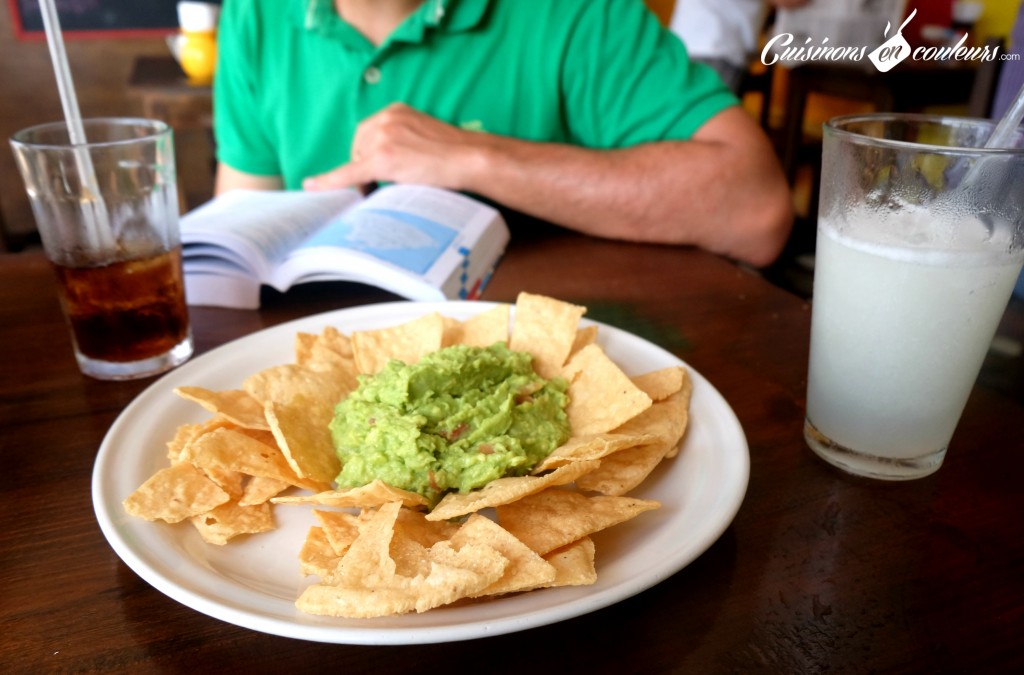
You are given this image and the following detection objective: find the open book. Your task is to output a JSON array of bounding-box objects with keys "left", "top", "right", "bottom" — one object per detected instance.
[{"left": 179, "top": 184, "right": 510, "bottom": 309}]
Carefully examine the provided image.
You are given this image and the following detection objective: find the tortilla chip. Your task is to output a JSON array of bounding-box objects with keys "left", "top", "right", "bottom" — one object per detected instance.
[
  {"left": 200, "top": 466, "right": 246, "bottom": 500},
  {"left": 561, "top": 344, "right": 652, "bottom": 436},
  {"left": 310, "top": 502, "right": 507, "bottom": 615},
  {"left": 509, "top": 292, "right": 587, "bottom": 379},
  {"left": 394, "top": 508, "right": 459, "bottom": 547},
  {"left": 631, "top": 366, "right": 687, "bottom": 402},
  {"left": 190, "top": 500, "right": 275, "bottom": 545},
  {"left": 238, "top": 475, "right": 291, "bottom": 506},
  {"left": 122, "top": 462, "right": 231, "bottom": 523},
  {"left": 452, "top": 514, "right": 557, "bottom": 596},
  {"left": 265, "top": 400, "right": 341, "bottom": 485},
  {"left": 569, "top": 325, "right": 599, "bottom": 359},
  {"left": 233, "top": 426, "right": 280, "bottom": 448},
  {"left": 299, "top": 526, "right": 341, "bottom": 577},
  {"left": 166, "top": 417, "right": 236, "bottom": 463},
  {"left": 389, "top": 532, "right": 433, "bottom": 579},
  {"left": 315, "top": 326, "right": 354, "bottom": 358},
  {"left": 297, "top": 541, "right": 507, "bottom": 618},
  {"left": 326, "top": 501, "right": 403, "bottom": 587},
  {"left": 604, "top": 383, "right": 691, "bottom": 444},
  {"left": 446, "top": 304, "right": 511, "bottom": 347},
  {"left": 574, "top": 443, "right": 665, "bottom": 496},
  {"left": 166, "top": 423, "right": 202, "bottom": 463},
  {"left": 541, "top": 537, "right": 598, "bottom": 587},
  {"left": 384, "top": 510, "right": 474, "bottom": 579},
  {"left": 272, "top": 480, "right": 429, "bottom": 510},
  {"left": 298, "top": 582, "right": 421, "bottom": 618},
  {"left": 409, "top": 542, "right": 508, "bottom": 612},
  {"left": 294, "top": 332, "right": 318, "bottom": 365},
  {"left": 532, "top": 432, "right": 659, "bottom": 473},
  {"left": 425, "top": 460, "right": 600, "bottom": 521},
  {"left": 576, "top": 384, "right": 691, "bottom": 494},
  {"left": 351, "top": 312, "right": 446, "bottom": 375},
  {"left": 184, "top": 427, "right": 324, "bottom": 491},
  {"left": 496, "top": 488, "right": 660, "bottom": 555},
  {"left": 246, "top": 362, "right": 354, "bottom": 411},
  {"left": 305, "top": 327, "right": 360, "bottom": 378},
  {"left": 173, "top": 387, "right": 270, "bottom": 430},
  {"left": 243, "top": 363, "right": 351, "bottom": 482},
  {"left": 661, "top": 371, "right": 693, "bottom": 458},
  {"left": 313, "top": 509, "right": 362, "bottom": 556}
]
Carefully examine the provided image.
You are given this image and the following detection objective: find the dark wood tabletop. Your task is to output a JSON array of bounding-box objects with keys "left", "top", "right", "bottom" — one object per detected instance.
[{"left": 2, "top": 227, "right": 1023, "bottom": 673}]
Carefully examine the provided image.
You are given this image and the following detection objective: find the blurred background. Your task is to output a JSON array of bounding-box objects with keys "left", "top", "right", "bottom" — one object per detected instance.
[{"left": 2, "top": 0, "right": 1021, "bottom": 300}]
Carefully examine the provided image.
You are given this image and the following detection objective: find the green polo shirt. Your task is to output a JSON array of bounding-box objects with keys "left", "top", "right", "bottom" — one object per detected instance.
[{"left": 214, "top": 0, "right": 737, "bottom": 189}]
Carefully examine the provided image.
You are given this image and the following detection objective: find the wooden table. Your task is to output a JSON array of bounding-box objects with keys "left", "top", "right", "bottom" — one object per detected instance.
[{"left": 2, "top": 228, "right": 1023, "bottom": 672}]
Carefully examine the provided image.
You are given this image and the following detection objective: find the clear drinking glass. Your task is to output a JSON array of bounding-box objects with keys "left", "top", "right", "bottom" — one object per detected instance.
[
  {"left": 10, "top": 117, "right": 193, "bottom": 380},
  {"left": 805, "top": 113, "right": 1024, "bottom": 479}
]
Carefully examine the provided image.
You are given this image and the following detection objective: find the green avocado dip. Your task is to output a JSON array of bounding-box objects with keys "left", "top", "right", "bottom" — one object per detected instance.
[{"left": 329, "top": 342, "right": 571, "bottom": 506}]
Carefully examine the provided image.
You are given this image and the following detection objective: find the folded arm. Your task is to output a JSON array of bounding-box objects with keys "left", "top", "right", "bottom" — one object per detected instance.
[
  {"left": 460, "top": 106, "right": 794, "bottom": 267},
  {"left": 215, "top": 163, "right": 283, "bottom": 194}
]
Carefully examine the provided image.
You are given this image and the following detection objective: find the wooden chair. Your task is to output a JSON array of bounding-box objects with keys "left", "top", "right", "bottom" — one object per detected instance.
[{"left": 740, "top": 62, "right": 775, "bottom": 131}]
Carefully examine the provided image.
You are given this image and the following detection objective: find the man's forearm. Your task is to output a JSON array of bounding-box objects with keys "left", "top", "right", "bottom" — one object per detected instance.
[{"left": 457, "top": 110, "right": 793, "bottom": 266}]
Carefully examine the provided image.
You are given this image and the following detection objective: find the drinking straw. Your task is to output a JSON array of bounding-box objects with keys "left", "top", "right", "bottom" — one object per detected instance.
[
  {"left": 984, "top": 81, "right": 1024, "bottom": 150},
  {"left": 947, "top": 81, "right": 1024, "bottom": 199},
  {"left": 39, "top": 0, "right": 113, "bottom": 251}
]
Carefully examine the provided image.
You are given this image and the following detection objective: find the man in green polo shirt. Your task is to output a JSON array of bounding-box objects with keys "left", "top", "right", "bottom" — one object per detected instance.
[{"left": 214, "top": 0, "right": 792, "bottom": 266}]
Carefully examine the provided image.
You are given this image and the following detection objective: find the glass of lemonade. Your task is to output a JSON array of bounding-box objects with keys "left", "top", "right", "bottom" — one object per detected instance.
[
  {"left": 805, "top": 113, "right": 1024, "bottom": 479},
  {"left": 11, "top": 118, "right": 192, "bottom": 380}
]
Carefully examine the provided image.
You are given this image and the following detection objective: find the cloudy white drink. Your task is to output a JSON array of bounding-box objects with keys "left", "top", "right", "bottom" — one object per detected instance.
[{"left": 806, "top": 211, "right": 1023, "bottom": 476}]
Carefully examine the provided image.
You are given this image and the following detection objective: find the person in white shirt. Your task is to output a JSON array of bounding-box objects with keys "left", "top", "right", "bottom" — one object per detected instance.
[{"left": 669, "top": 0, "right": 809, "bottom": 93}]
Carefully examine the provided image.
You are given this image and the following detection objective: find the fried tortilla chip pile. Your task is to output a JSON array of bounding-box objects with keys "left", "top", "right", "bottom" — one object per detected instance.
[{"left": 123, "top": 293, "right": 693, "bottom": 617}]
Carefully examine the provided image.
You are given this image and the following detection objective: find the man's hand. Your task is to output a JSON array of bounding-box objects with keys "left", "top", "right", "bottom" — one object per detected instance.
[{"left": 303, "top": 103, "right": 480, "bottom": 192}]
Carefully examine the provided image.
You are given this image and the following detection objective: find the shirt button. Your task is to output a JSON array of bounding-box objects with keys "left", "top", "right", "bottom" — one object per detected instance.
[{"left": 363, "top": 66, "right": 382, "bottom": 84}]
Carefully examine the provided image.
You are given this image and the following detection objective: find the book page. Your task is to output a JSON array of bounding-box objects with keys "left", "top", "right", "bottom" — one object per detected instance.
[
  {"left": 297, "top": 208, "right": 456, "bottom": 276},
  {"left": 180, "top": 189, "right": 363, "bottom": 279},
  {"left": 185, "top": 271, "right": 262, "bottom": 310},
  {"left": 357, "top": 184, "right": 488, "bottom": 231},
  {"left": 292, "top": 185, "right": 489, "bottom": 276},
  {"left": 270, "top": 184, "right": 508, "bottom": 302}
]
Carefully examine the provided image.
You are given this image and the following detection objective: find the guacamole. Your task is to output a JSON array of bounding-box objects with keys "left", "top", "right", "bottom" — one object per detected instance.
[{"left": 330, "top": 343, "right": 571, "bottom": 505}]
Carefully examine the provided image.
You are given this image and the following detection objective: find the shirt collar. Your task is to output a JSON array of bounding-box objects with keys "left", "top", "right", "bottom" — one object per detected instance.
[{"left": 295, "top": 0, "right": 490, "bottom": 45}]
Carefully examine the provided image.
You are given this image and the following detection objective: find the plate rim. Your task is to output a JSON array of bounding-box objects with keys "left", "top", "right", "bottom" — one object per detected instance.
[{"left": 91, "top": 300, "right": 749, "bottom": 644}]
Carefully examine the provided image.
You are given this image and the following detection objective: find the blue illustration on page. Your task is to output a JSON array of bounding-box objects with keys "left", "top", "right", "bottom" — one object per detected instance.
[{"left": 300, "top": 208, "right": 456, "bottom": 275}]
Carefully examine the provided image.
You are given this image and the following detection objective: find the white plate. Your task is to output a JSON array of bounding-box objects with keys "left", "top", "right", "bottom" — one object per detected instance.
[{"left": 92, "top": 301, "right": 749, "bottom": 645}]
